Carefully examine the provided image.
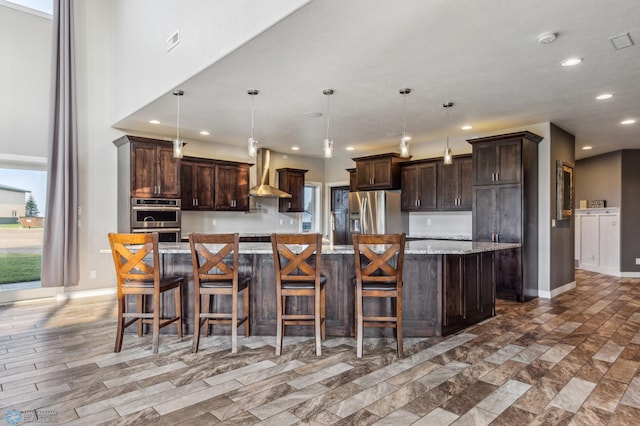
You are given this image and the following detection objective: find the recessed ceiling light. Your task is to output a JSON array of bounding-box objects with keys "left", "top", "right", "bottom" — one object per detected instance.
[
  {"left": 291, "top": 146, "right": 300, "bottom": 151},
  {"left": 621, "top": 119, "right": 637, "bottom": 125},
  {"left": 561, "top": 57, "right": 583, "bottom": 67},
  {"left": 304, "top": 111, "right": 323, "bottom": 118},
  {"left": 596, "top": 93, "right": 613, "bottom": 100},
  {"left": 346, "top": 146, "right": 354, "bottom": 151},
  {"left": 582, "top": 146, "right": 593, "bottom": 150},
  {"left": 461, "top": 125, "right": 473, "bottom": 130},
  {"left": 199, "top": 130, "right": 210, "bottom": 136},
  {"left": 149, "top": 119, "right": 160, "bottom": 124}
]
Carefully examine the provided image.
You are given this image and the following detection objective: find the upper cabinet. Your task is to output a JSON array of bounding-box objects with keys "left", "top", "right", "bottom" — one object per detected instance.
[
  {"left": 346, "top": 168, "right": 356, "bottom": 192},
  {"left": 277, "top": 168, "right": 307, "bottom": 213},
  {"left": 181, "top": 157, "right": 215, "bottom": 210},
  {"left": 401, "top": 160, "right": 437, "bottom": 211},
  {"left": 400, "top": 155, "right": 472, "bottom": 212},
  {"left": 353, "top": 153, "right": 408, "bottom": 190},
  {"left": 438, "top": 155, "right": 472, "bottom": 210},
  {"left": 114, "top": 135, "right": 180, "bottom": 199},
  {"left": 214, "top": 161, "right": 251, "bottom": 211},
  {"left": 472, "top": 138, "right": 522, "bottom": 185}
]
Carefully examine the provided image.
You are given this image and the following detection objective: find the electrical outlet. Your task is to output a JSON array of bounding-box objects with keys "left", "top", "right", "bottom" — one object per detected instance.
[
  {"left": 89, "top": 270, "right": 96, "bottom": 279},
  {"left": 213, "top": 219, "right": 217, "bottom": 226},
  {"left": 290, "top": 219, "right": 294, "bottom": 225},
  {"left": 427, "top": 218, "right": 432, "bottom": 226},
  {"left": 279, "top": 219, "right": 284, "bottom": 225},
  {"left": 636, "top": 258, "right": 640, "bottom": 265}
]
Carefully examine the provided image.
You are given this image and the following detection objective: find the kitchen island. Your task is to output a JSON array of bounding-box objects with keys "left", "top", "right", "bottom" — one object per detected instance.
[{"left": 153, "top": 239, "right": 520, "bottom": 338}]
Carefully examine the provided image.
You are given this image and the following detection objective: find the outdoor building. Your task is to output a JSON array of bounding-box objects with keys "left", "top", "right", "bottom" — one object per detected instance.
[{"left": 0, "top": 183, "right": 28, "bottom": 224}]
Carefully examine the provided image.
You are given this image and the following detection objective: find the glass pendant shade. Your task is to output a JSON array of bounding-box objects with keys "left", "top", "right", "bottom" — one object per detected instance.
[
  {"left": 323, "top": 138, "right": 333, "bottom": 158},
  {"left": 443, "top": 102, "right": 454, "bottom": 164},
  {"left": 247, "top": 89, "right": 259, "bottom": 158},
  {"left": 323, "top": 89, "right": 334, "bottom": 158},
  {"left": 399, "top": 88, "right": 411, "bottom": 158},
  {"left": 172, "top": 90, "right": 184, "bottom": 159}
]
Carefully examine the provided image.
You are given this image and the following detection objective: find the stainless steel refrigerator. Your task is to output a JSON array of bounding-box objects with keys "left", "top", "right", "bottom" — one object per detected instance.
[{"left": 348, "top": 190, "right": 408, "bottom": 242}]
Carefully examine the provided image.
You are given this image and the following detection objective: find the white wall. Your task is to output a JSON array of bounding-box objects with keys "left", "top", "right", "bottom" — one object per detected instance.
[
  {"left": 0, "top": 5, "right": 51, "bottom": 158},
  {"left": 111, "top": 0, "right": 311, "bottom": 123}
]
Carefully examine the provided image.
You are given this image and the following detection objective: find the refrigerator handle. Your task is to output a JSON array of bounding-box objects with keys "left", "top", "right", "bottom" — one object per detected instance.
[{"left": 362, "top": 197, "right": 368, "bottom": 234}]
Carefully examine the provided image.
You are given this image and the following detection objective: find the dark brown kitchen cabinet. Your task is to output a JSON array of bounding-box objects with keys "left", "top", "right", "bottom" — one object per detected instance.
[
  {"left": 442, "top": 252, "right": 494, "bottom": 335},
  {"left": 472, "top": 138, "right": 522, "bottom": 185},
  {"left": 400, "top": 160, "right": 437, "bottom": 211},
  {"left": 214, "top": 161, "right": 251, "bottom": 211},
  {"left": 277, "top": 168, "right": 307, "bottom": 212},
  {"left": 180, "top": 158, "right": 215, "bottom": 210},
  {"left": 353, "top": 153, "right": 408, "bottom": 190},
  {"left": 347, "top": 168, "right": 356, "bottom": 192},
  {"left": 438, "top": 155, "right": 472, "bottom": 210},
  {"left": 114, "top": 135, "right": 181, "bottom": 199},
  {"left": 469, "top": 131, "right": 541, "bottom": 302}
]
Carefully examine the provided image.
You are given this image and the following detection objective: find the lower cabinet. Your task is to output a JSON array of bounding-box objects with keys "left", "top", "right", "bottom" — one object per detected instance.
[{"left": 442, "top": 252, "right": 495, "bottom": 335}]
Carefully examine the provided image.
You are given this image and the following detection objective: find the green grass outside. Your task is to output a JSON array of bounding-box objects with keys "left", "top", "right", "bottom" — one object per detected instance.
[
  {"left": 0, "top": 223, "right": 22, "bottom": 229},
  {"left": 0, "top": 253, "right": 41, "bottom": 284}
]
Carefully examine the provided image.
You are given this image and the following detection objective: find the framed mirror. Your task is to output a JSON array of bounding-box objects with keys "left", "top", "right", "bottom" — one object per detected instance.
[{"left": 556, "top": 160, "right": 574, "bottom": 220}]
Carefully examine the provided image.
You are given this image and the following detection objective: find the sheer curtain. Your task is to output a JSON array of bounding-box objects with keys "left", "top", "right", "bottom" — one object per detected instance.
[{"left": 42, "top": 0, "right": 78, "bottom": 287}]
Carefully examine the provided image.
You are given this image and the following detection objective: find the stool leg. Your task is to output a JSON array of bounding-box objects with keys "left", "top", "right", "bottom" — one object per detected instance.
[
  {"left": 356, "top": 285, "right": 364, "bottom": 358},
  {"left": 321, "top": 284, "right": 326, "bottom": 340},
  {"left": 192, "top": 291, "right": 201, "bottom": 353},
  {"left": 314, "top": 287, "right": 321, "bottom": 356},
  {"left": 152, "top": 292, "right": 160, "bottom": 354},
  {"left": 203, "top": 294, "right": 211, "bottom": 337},
  {"left": 175, "top": 283, "right": 183, "bottom": 338},
  {"left": 396, "top": 289, "right": 404, "bottom": 358},
  {"left": 232, "top": 287, "right": 238, "bottom": 354},
  {"left": 275, "top": 290, "right": 283, "bottom": 356},
  {"left": 115, "top": 294, "right": 126, "bottom": 353},
  {"left": 136, "top": 295, "right": 144, "bottom": 337}
]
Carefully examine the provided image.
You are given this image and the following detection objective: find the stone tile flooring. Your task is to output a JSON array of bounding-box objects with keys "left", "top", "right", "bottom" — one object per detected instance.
[{"left": 1, "top": 269, "right": 640, "bottom": 425}]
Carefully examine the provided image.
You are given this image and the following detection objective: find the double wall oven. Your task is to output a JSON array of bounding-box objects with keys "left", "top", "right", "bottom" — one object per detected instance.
[{"left": 130, "top": 198, "right": 181, "bottom": 242}]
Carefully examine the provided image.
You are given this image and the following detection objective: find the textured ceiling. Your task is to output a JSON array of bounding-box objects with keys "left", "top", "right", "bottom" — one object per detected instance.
[{"left": 114, "top": 0, "right": 640, "bottom": 160}]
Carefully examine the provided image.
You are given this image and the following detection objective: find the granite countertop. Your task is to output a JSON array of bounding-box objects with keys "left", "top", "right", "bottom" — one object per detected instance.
[
  {"left": 157, "top": 239, "right": 520, "bottom": 255},
  {"left": 407, "top": 234, "right": 472, "bottom": 241}
]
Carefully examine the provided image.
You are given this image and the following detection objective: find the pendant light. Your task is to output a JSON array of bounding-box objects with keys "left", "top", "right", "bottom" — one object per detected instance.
[
  {"left": 172, "top": 90, "right": 184, "bottom": 159},
  {"left": 443, "top": 102, "right": 454, "bottom": 165},
  {"left": 323, "top": 89, "right": 334, "bottom": 158},
  {"left": 247, "top": 89, "right": 259, "bottom": 158},
  {"left": 399, "top": 88, "right": 411, "bottom": 158}
]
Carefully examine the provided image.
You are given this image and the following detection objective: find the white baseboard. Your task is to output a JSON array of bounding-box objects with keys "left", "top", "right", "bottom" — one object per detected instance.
[
  {"left": 620, "top": 272, "right": 640, "bottom": 278},
  {"left": 538, "top": 281, "right": 576, "bottom": 299},
  {"left": 0, "top": 286, "right": 115, "bottom": 306}
]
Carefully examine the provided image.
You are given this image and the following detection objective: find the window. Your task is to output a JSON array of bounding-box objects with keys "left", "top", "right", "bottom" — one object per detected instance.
[{"left": 302, "top": 183, "right": 321, "bottom": 233}]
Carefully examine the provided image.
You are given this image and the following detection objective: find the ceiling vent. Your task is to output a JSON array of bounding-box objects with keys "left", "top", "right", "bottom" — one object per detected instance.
[{"left": 609, "top": 32, "right": 634, "bottom": 50}]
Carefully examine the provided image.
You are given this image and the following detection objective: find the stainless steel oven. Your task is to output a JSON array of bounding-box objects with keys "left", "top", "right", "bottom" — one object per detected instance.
[
  {"left": 132, "top": 227, "right": 181, "bottom": 243},
  {"left": 131, "top": 198, "right": 181, "bottom": 229}
]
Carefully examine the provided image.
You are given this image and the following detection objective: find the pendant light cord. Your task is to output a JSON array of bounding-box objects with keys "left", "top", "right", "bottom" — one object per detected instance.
[
  {"left": 250, "top": 93, "right": 255, "bottom": 140},
  {"left": 326, "top": 93, "right": 331, "bottom": 140},
  {"left": 176, "top": 94, "right": 180, "bottom": 141}
]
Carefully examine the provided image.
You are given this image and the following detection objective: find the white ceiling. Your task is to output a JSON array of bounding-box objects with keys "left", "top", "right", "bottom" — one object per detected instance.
[{"left": 113, "top": 0, "right": 640, "bottom": 161}]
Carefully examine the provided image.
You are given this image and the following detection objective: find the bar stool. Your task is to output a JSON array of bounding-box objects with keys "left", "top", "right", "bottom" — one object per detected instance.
[
  {"left": 271, "top": 233, "right": 326, "bottom": 356},
  {"left": 108, "top": 232, "right": 183, "bottom": 354},
  {"left": 189, "top": 233, "right": 250, "bottom": 353},
  {"left": 353, "top": 233, "right": 406, "bottom": 358}
]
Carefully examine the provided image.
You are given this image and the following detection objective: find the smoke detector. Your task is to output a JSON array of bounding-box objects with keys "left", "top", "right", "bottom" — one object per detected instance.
[{"left": 537, "top": 32, "right": 557, "bottom": 44}]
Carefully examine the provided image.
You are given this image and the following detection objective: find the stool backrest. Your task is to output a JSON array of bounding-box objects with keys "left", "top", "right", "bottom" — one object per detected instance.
[
  {"left": 189, "top": 233, "right": 240, "bottom": 285},
  {"left": 353, "top": 233, "right": 406, "bottom": 286},
  {"left": 271, "top": 233, "right": 322, "bottom": 283},
  {"left": 108, "top": 232, "right": 160, "bottom": 289}
]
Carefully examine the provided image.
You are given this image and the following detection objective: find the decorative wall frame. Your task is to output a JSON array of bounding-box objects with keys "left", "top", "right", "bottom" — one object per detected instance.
[{"left": 556, "top": 160, "right": 574, "bottom": 220}]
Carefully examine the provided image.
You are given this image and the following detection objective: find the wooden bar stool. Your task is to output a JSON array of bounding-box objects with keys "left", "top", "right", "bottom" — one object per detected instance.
[
  {"left": 353, "top": 233, "right": 406, "bottom": 358},
  {"left": 189, "top": 233, "right": 250, "bottom": 353},
  {"left": 108, "top": 232, "right": 183, "bottom": 354},
  {"left": 271, "top": 233, "right": 326, "bottom": 356}
]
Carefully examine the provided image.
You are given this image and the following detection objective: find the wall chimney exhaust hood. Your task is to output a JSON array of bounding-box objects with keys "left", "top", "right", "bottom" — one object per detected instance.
[{"left": 249, "top": 148, "right": 292, "bottom": 198}]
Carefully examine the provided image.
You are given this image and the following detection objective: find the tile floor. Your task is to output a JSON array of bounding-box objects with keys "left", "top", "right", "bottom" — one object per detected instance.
[{"left": 1, "top": 269, "right": 640, "bottom": 425}]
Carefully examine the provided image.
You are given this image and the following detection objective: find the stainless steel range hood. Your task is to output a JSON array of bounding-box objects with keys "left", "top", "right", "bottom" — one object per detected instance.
[{"left": 249, "top": 148, "right": 292, "bottom": 198}]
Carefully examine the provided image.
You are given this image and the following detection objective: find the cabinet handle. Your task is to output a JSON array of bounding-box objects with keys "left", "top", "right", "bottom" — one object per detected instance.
[
  {"left": 495, "top": 172, "right": 499, "bottom": 181},
  {"left": 288, "top": 201, "right": 291, "bottom": 210},
  {"left": 196, "top": 199, "right": 199, "bottom": 207},
  {"left": 495, "top": 233, "right": 499, "bottom": 241}
]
